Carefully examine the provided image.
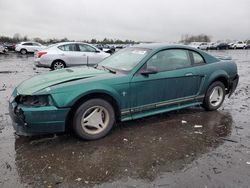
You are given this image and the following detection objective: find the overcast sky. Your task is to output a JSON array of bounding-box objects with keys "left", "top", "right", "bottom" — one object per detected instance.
[{"left": 0, "top": 0, "right": 250, "bottom": 42}]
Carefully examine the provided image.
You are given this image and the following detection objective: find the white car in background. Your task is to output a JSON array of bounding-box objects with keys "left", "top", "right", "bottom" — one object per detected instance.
[
  {"left": 35, "top": 42, "right": 110, "bottom": 70},
  {"left": 231, "top": 41, "right": 247, "bottom": 49},
  {"left": 15, "top": 42, "right": 46, "bottom": 54},
  {"left": 189, "top": 42, "right": 209, "bottom": 50}
]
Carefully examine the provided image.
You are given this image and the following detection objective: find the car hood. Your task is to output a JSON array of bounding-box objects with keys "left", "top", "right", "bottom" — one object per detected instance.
[{"left": 17, "top": 67, "right": 109, "bottom": 95}]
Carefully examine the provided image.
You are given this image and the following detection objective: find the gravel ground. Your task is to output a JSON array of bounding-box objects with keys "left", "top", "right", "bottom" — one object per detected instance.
[{"left": 0, "top": 50, "right": 250, "bottom": 188}]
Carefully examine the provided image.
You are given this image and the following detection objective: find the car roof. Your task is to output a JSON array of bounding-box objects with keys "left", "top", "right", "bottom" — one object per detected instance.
[
  {"left": 133, "top": 43, "right": 200, "bottom": 51},
  {"left": 54, "top": 42, "right": 92, "bottom": 46}
]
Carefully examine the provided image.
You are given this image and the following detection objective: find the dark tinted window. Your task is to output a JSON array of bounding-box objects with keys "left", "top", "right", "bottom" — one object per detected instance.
[
  {"left": 78, "top": 44, "right": 96, "bottom": 52},
  {"left": 146, "top": 49, "right": 191, "bottom": 72},
  {"left": 58, "top": 44, "right": 78, "bottom": 51},
  {"left": 192, "top": 51, "right": 205, "bottom": 64},
  {"left": 23, "top": 43, "right": 33, "bottom": 46}
]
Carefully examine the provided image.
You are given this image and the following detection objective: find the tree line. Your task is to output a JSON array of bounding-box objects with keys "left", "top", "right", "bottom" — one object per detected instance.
[
  {"left": 1, "top": 33, "right": 249, "bottom": 45},
  {"left": 0, "top": 33, "right": 138, "bottom": 45},
  {"left": 180, "top": 34, "right": 211, "bottom": 44}
]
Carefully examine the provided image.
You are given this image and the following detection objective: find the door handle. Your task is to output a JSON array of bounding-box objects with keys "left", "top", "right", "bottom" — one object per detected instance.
[{"left": 185, "top": 73, "right": 193, "bottom": 76}]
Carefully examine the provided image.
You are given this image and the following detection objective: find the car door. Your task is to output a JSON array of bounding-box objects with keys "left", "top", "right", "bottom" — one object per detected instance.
[
  {"left": 22, "top": 42, "right": 33, "bottom": 52},
  {"left": 130, "top": 49, "right": 204, "bottom": 115},
  {"left": 58, "top": 44, "right": 82, "bottom": 66},
  {"left": 78, "top": 44, "right": 103, "bottom": 65}
]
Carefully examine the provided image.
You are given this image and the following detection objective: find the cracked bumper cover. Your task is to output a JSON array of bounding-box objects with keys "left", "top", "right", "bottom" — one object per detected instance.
[{"left": 9, "top": 101, "right": 70, "bottom": 136}]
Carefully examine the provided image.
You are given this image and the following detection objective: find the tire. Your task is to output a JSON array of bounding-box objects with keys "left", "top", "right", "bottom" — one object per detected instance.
[
  {"left": 202, "top": 81, "right": 226, "bottom": 111},
  {"left": 51, "top": 60, "right": 65, "bottom": 70},
  {"left": 73, "top": 98, "right": 115, "bottom": 140},
  {"left": 20, "top": 49, "right": 27, "bottom": 55}
]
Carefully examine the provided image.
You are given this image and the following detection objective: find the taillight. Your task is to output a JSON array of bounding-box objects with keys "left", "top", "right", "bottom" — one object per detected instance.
[{"left": 38, "top": 51, "right": 47, "bottom": 58}]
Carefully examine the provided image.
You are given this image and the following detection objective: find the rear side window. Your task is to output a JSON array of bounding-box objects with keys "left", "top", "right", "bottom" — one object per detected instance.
[
  {"left": 192, "top": 52, "right": 205, "bottom": 64},
  {"left": 146, "top": 49, "right": 191, "bottom": 72},
  {"left": 58, "top": 44, "right": 78, "bottom": 51},
  {"left": 32, "top": 43, "right": 40, "bottom": 46}
]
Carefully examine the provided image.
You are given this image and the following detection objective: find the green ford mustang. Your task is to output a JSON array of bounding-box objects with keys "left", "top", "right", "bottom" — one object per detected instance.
[{"left": 9, "top": 44, "right": 239, "bottom": 140}]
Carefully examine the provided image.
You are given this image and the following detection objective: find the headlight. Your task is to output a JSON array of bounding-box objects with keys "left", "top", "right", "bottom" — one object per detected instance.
[{"left": 16, "top": 95, "right": 51, "bottom": 107}]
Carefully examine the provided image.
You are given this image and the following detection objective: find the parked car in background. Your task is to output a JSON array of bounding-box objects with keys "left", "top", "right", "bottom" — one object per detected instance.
[
  {"left": 189, "top": 42, "right": 209, "bottom": 50},
  {"left": 208, "top": 42, "right": 217, "bottom": 49},
  {"left": 228, "top": 42, "right": 235, "bottom": 49},
  {"left": 95, "top": 44, "right": 115, "bottom": 54},
  {"left": 246, "top": 43, "right": 250, "bottom": 49},
  {"left": 0, "top": 44, "right": 8, "bottom": 54},
  {"left": 9, "top": 44, "right": 239, "bottom": 140},
  {"left": 231, "top": 41, "right": 247, "bottom": 49},
  {"left": 15, "top": 42, "right": 46, "bottom": 54},
  {"left": 209, "top": 42, "right": 229, "bottom": 50},
  {"left": 35, "top": 42, "right": 110, "bottom": 70},
  {"left": 4, "top": 42, "right": 16, "bottom": 51}
]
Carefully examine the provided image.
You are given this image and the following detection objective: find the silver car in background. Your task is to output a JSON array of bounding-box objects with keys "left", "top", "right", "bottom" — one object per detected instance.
[{"left": 35, "top": 42, "right": 110, "bottom": 70}]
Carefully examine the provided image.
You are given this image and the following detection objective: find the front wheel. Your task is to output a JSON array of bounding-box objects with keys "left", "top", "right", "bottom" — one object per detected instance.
[
  {"left": 73, "top": 99, "right": 115, "bottom": 140},
  {"left": 202, "top": 81, "right": 225, "bottom": 111}
]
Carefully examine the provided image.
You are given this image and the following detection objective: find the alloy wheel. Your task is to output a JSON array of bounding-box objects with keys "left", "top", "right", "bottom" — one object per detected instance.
[
  {"left": 209, "top": 86, "right": 224, "bottom": 107},
  {"left": 53, "top": 62, "right": 65, "bottom": 70},
  {"left": 81, "top": 106, "right": 110, "bottom": 135}
]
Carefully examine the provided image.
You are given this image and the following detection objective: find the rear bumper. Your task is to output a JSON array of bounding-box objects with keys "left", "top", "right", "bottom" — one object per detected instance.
[
  {"left": 228, "top": 74, "right": 239, "bottom": 97},
  {"left": 9, "top": 101, "right": 70, "bottom": 136},
  {"left": 34, "top": 60, "right": 51, "bottom": 68}
]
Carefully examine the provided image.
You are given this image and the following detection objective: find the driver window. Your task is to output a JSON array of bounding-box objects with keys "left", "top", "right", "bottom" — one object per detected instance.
[{"left": 146, "top": 49, "right": 191, "bottom": 72}]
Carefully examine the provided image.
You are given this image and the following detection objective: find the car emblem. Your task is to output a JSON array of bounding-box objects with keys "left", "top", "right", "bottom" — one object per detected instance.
[{"left": 122, "top": 91, "right": 127, "bottom": 96}]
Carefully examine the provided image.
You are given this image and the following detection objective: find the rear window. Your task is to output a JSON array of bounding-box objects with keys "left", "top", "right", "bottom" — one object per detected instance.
[{"left": 58, "top": 44, "right": 78, "bottom": 51}]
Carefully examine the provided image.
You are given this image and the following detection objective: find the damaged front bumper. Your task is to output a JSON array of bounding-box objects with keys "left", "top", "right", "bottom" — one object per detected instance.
[
  {"left": 9, "top": 99, "right": 70, "bottom": 136},
  {"left": 228, "top": 74, "right": 239, "bottom": 97}
]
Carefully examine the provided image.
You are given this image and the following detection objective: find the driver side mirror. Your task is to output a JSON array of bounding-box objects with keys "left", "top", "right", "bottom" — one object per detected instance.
[
  {"left": 95, "top": 50, "right": 100, "bottom": 53},
  {"left": 140, "top": 66, "right": 158, "bottom": 76}
]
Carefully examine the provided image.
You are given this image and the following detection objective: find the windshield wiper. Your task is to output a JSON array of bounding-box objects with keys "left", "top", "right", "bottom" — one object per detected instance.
[{"left": 101, "top": 66, "right": 116, "bottom": 74}]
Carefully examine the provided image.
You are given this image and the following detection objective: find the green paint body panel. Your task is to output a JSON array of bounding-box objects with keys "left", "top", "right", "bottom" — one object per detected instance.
[{"left": 9, "top": 44, "right": 239, "bottom": 135}]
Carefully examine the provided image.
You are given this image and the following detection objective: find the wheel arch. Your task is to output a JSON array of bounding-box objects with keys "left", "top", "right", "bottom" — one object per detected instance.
[
  {"left": 207, "top": 74, "right": 229, "bottom": 94},
  {"left": 65, "top": 92, "right": 121, "bottom": 131},
  {"left": 52, "top": 59, "right": 66, "bottom": 65},
  {"left": 20, "top": 48, "right": 27, "bottom": 52}
]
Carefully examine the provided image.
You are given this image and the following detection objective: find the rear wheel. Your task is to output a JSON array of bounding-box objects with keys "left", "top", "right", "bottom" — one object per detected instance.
[
  {"left": 73, "top": 99, "right": 115, "bottom": 140},
  {"left": 51, "top": 60, "right": 65, "bottom": 70},
  {"left": 20, "top": 49, "right": 27, "bottom": 55},
  {"left": 202, "top": 81, "right": 225, "bottom": 111}
]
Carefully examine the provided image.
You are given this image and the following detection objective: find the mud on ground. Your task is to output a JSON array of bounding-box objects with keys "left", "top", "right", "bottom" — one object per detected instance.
[{"left": 0, "top": 50, "right": 250, "bottom": 188}]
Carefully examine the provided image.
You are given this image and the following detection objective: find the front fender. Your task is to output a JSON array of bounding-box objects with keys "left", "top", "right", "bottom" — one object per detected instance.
[{"left": 51, "top": 83, "right": 122, "bottom": 108}]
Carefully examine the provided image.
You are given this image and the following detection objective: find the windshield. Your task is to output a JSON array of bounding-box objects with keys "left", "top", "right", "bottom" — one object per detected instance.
[{"left": 98, "top": 47, "right": 151, "bottom": 72}]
